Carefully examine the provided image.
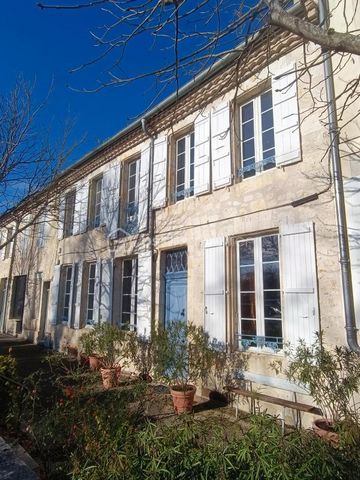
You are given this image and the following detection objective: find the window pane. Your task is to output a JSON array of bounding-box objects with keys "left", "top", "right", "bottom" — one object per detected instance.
[
  {"left": 263, "top": 263, "right": 280, "bottom": 289},
  {"left": 264, "top": 291, "right": 281, "bottom": 318},
  {"left": 240, "top": 266, "right": 255, "bottom": 291},
  {"left": 262, "top": 236, "right": 278, "bottom": 261},
  {"left": 123, "top": 276, "right": 132, "bottom": 294},
  {"left": 239, "top": 241, "right": 254, "bottom": 266},
  {"left": 177, "top": 168, "right": 185, "bottom": 186},
  {"left": 261, "top": 110, "right": 273, "bottom": 131},
  {"left": 242, "top": 120, "right": 254, "bottom": 140},
  {"left": 88, "top": 295, "right": 94, "bottom": 310},
  {"left": 241, "top": 319, "right": 257, "bottom": 336},
  {"left": 243, "top": 139, "right": 255, "bottom": 160},
  {"left": 177, "top": 138, "right": 185, "bottom": 155},
  {"left": 241, "top": 292, "right": 256, "bottom": 318},
  {"left": 242, "top": 102, "right": 253, "bottom": 122},
  {"left": 265, "top": 319, "right": 282, "bottom": 339},
  {"left": 262, "top": 129, "right": 275, "bottom": 151},
  {"left": 123, "top": 260, "right": 133, "bottom": 277},
  {"left": 177, "top": 153, "right": 185, "bottom": 170},
  {"left": 261, "top": 91, "right": 272, "bottom": 111},
  {"left": 122, "top": 295, "right": 131, "bottom": 313}
]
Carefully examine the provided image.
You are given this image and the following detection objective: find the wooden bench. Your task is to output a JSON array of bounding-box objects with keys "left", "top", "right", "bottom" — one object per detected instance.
[{"left": 225, "top": 374, "right": 322, "bottom": 431}]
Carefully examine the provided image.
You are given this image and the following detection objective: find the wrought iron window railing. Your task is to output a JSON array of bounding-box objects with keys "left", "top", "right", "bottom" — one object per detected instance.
[
  {"left": 237, "top": 156, "right": 276, "bottom": 178},
  {"left": 237, "top": 334, "right": 283, "bottom": 352},
  {"left": 172, "top": 186, "right": 194, "bottom": 202}
]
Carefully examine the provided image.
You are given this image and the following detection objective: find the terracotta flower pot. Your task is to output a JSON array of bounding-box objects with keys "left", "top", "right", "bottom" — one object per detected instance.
[
  {"left": 170, "top": 385, "right": 196, "bottom": 414},
  {"left": 89, "top": 355, "right": 102, "bottom": 371},
  {"left": 100, "top": 367, "right": 118, "bottom": 389},
  {"left": 313, "top": 419, "right": 339, "bottom": 445},
  {"left": 115, "top": 365, "right": 122, "bottom": 382}
]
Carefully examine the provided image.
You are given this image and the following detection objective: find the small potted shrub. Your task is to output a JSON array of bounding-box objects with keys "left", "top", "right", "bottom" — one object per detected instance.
[
  {"left": 153, "top": 321, "right": 215, "bottom": 414},
  {"left": 281, "top": 334, "right": 360, "bottom": 443},
  {"left": 126, "top": 332, "right": 153, "bottom": 382},
  {"left": 79, "top": 328, "right": 101, "bottom": 370},
  {"left": 95, "top": 323, "right": 128, "bottom": 389}
]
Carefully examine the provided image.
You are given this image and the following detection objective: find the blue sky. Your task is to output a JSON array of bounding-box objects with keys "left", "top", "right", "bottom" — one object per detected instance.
[{"left": 0, "top": 2, "right": 180, "bottom": 167}]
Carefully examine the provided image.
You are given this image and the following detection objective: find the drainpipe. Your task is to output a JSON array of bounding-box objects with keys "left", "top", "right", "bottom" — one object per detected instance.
[
  {"left": 141, "top": 118, "right": 156, "bottom": 337},
  {"left": 319, "top": 0, "right": 360, "bottom": 353}
]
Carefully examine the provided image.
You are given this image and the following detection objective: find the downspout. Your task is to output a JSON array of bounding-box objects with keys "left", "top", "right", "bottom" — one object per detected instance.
[
  {"left": 319, "top": 0, "right": 360, "bottom": 353},
  {"left": 141, "top": 118, "right": 156, "bottom": 337}
]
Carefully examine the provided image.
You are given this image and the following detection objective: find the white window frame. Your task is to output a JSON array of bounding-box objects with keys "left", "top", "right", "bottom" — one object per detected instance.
[
  {"left": 175, "top": 131, "right": 195, "bottom": 201},
  {"left": 64, "top": 190, "right": 76, "bottom": 237},
  {"left": 85, "top": 262, "right": 96, "bottom": 325},
  {"left": 120, "top": 257, "right": 138, "bottom": 330},
  {"left": 61, "top": 265, "right": 74, "bottom": 324},
  {"left": 236, "top": 234, "right": 282, "bottom": 352},
  {"left": 239, "top": 89, "right": 275, "bottom": 179},
  {"left": 126, "top": 159, "right": 140, "bottom": 227}
]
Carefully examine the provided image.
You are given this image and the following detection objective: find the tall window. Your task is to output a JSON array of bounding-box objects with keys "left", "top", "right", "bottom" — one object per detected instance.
[
  {"left": 85, "top": 262, "right": 96, "bottom": 325},
  {"left": 126, "top": 160, "right": 139, "bottom": 231},
  {"left": 175, "top": 131, "right": 194, "bottom": 201},
  {"left": 239, "top": 90, "right": 275, "bottom": 178},
  {"left": 10, "top": 275, "right": 27, "bottom": 319},
  {"left": 88, "top": 176, "right": 103, "bottom": 228},
  {"left": 237, "top": 234, "right": 282, "bottom": 350},
  {"left": 64, "top": 190, "right": 76, "bottom": 238},
  {"left": 60, "top": 265, "right": 74, "bottom": 323},
  {"left": 4, "top": 227, "right": 13, "bottom": 259},
  {"left": 120, "top": 258, "right": 138, "bottom": 329}
]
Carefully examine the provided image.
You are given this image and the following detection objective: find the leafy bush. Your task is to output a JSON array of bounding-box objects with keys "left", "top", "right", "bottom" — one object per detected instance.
[
  {"left": 126, "top": 332, "right": 153, "bottom": 381},
  {"left": 0, "top": 355, "right": 18, "bottom": 424}
]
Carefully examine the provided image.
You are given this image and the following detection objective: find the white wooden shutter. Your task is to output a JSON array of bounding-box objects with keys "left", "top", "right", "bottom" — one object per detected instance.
[
  {"left": 345, "top": 177, "right": 360, "bottom": 328},
  {"left": 204, "top": 237, "right": 226, "bottom": 344},
  {"left": 138, "top": 143, "right": 150, "bottom": 232},
  {"left": 211, "top": 103, "right": 232, "bottom": 189},
  {"left": 137, "top": 250, "right": 152, "bottom": 336},
  {"left": 99, "top": 258, "right": 113, "bottom": 323},
  {"left": 100, "top": 163, "right": 121, "bottom": 237},
  {"left": 93, "top": 259, "right": 101, "bottom": 324},
  {"left": 73, "top": 261, "right": 83, "bottom": 329},
  {"left": 58, "top": 196, "right": 65, "bottom": 240},
  {"left": 194, "top": 111, "right": 211, "bottom": 195},
  {"left": 0, "top": 230, "right": 5, "bottom": 260},
  {"left": 280, "top": 222, "right": 319, "bottom": 346},
  {"left": 152, "top": 135, "right": 168, "bottom": 209},
  {"left": 49, "top": 265, "right": 61, "bottom": 326},
  {"left": 272, "top": 64, "right": 300, "bottom": 167},
  {"left": 73, "top": 182, "right": 89, "bottom": 235}
]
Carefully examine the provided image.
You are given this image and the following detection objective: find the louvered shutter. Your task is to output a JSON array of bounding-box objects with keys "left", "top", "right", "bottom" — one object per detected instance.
[
  {"left": 204, "top": 238, "right": 226, "bottom": 344},
  {"left": 137, "top": 250, "right": 152, "bottom": 337},
  {"left": 73, "top": 182, "right": 89, "bottom": 235},
  {"left": 194, "top": 111, "right": 211, "bottom": 195},
  {"left": 345, "top": 177, "right": 360, "bottom": 327},
  {"left": 211, "top": 103, "right": 232, "bottom": 189},
  {"left": 49, "top": 265, "right": 61, "bottom": 326},
  {"left": 73, "top": 261, "right": 83, "bottom": 329},
  {"left": 138, "top": 143, "right": 150, "bottom": 232},
  {"left": 100, "top": 163, "right": 121, "bottom": 238},
  {"left": 99, "top": 258, "right": 113, "bottom": 323},
  {"left": 93, "top": 259, "right": 102, "bottom": 324},
  {"left": 58, "top": 196, "right": 65, "bottom": 240},
  {"left": 152, "top": 135, "right": 168, "bottom": 209},
  {"left": 272, "top": 64, "right": 301, "bottom": 167},
  {"left": 280, "top": 222, "right": 319, "bottom": 346}
]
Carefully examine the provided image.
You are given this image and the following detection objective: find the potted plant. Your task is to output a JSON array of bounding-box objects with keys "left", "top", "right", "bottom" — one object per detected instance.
[
  {"left": 126, "top": 332, "right": 153, "bottom": 382},
  {"left": 280, "top": 334, "right": 360, "bottom": 443},
  {"left": 95, "top": 323, "right": 128, "bottom": 389},
  {"left": 79, "top": 328, "right": 101, "bottom": 370},
  {"left": 153, "top": 321, "right": 215, "bottom": 414}
]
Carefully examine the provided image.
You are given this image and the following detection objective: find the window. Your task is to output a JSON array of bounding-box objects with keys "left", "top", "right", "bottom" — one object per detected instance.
[
  {"left": 59, "top": 265, "right": 74, "bottom": 323},
  {"left": 113, "top": 257, "right": 137, "bottom": 330},
  {"left": 126, "top": 160, "right": 139, "bottom": 232},
  {"left": 237, "top": 234, "right": 282, "bottom": 350},
  {"left": 37, "top": 212, "right": 48, "bottom": 248},
  {"left": 64, "top": 190, "right": 76, "bottom": 238},
  {"left": 88, "top": 176, "right": 103, "bottom": 229},
  {"left": 4, "top": 227, "right": 13, "bottom": 259},
  {"left": 175, "top": 132, "right": 194, "bottom": 201},
  {"left": 239, "top": 89, "right": 275, "bottom": 178},
  {"left": 85, "top": 262, "right": 96, "bottom": 325},
  {"left": 11, "top": 275, "right": 27, "bottom": 319}
]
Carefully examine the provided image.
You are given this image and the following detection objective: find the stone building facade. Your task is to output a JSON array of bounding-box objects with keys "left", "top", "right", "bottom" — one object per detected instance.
[{"left": 0, "top": 0, "right": 359, "bottom": 425}]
